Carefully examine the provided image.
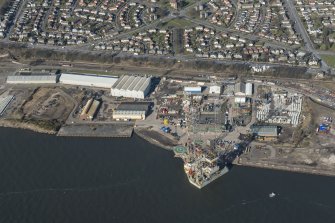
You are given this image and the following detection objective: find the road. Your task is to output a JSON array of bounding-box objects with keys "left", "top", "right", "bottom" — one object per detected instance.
[
  {"left": 281, "top": 0, "right": 332, "bottom": 72},
  {"left": 5, "top": 0, "right": 28, "bottom": 40},
  {"left": 0, "top": 0, "right": 333, "bottom": 74}
]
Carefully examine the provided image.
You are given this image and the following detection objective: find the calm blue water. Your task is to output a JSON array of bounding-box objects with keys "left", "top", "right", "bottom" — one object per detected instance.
[{"left": 0, "top": 127, "right": 334, "bottom": 223}]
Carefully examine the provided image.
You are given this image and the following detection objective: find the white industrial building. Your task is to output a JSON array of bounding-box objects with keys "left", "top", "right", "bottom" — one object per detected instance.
[
  {"left": 113, "top": 110, "right": 146, "bottom": 120},
  {"left": 234, "top": 82, "right": 253, "bottom": 96},
  {"left": 112, "top": 102, "right": 150, "bottom": 120},
  {"left": 235, "top": 97, "right": 246, "bottom": 103},
  {"left": 60, "top": 73, "right": 118, "bottom": 89},
  {"left": 184, "top": 86, "right": 202, "bottom": 94},
  {"left": 6, "top": 75, "right": 57, "bottom": 84},
  {"left": 245, "top": 83, "right": 253, "bottom": 96},
  {"left": 209, "top": 85, "right": 221, "bottom": 94},
  {"left": 111, "top": 75, "right": 151, "bottom": 99}
]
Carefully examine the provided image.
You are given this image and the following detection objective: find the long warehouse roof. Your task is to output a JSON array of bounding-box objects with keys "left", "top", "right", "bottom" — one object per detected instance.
[
  {"left": 60, "top": 73, "right": 118, "bottom": 88},
  {"left": 7, "top": 75, "right": 57, "bottom": 82},
  {"left": 112, "top": 75, "right": 151, "bottom": 92}
]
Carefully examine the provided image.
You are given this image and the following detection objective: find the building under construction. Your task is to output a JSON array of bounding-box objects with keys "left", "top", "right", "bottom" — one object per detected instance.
[{"left": 80, "top": 98, "right": 101, "bottom": 121}]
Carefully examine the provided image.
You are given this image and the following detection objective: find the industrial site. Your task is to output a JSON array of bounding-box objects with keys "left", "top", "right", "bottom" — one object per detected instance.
[{"left": 0, "top": 68, "right": 334, "bottom": 188}]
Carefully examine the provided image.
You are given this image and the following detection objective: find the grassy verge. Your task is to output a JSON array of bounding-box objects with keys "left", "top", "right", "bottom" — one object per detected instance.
[{"left": 321, "top": 55, "right": 335, "bottom": 68}]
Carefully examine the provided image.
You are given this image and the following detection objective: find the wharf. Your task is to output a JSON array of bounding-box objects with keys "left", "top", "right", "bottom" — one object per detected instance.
[{"left": 57, "top": 123, "right": 134, "bottom": 138}]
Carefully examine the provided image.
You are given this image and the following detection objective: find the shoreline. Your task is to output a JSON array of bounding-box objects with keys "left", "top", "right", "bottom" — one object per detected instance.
[
  {"left": 235, "top": 159, "right": 335, "bottom": 177},
  {"left": 0, "top": 120, "right": 57, "bottom": 135},
  {"left": 134, "top": 127, "right": 175, "bottom": 151},
  {"left": 0, "top": 123, "right": 334, "bottom": 178}
]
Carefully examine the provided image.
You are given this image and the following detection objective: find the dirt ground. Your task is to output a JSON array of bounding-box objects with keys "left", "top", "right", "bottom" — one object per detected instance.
[
  {"left": 242, "top": 96, "right": 335, "bottom": 174},
  {"left": 307, "top": 97, "right": 335, "bottom": 147},
  {"left": 317, "top": 81, "right": 335, "bottom": 91},
  {"left": 22, "top": 87, "right": 75, "bottom": 122}
]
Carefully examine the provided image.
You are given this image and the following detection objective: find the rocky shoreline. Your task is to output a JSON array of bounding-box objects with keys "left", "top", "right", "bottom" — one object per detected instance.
[
  {"left": 134, "top": 127, "right": 176, "bottom": 151},
  {"left": 0, "top": 120, "right": 57, "bottom": 135},
  {"left": 235, "top": 159, "right": 335, "bottom": 177}
]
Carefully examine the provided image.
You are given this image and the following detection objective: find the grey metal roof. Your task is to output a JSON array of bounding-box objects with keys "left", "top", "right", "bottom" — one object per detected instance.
[
  {"left": 7, "top": 75, "right": 57, "bottom": 82},
  {"left": 251, "top": 125, "right": 278, "bottom": 136},
  {"left": 116, "top": 102, "right": 150, "bottom": 111},
  {"left": 133, "top": 77, "right": 147, "bottom": 91},
  {"left": 139, "top": 78, "right": 151, "bottom": 92},
  {"left": 112, "top": 75, "right": 151, "bottom": 92}
]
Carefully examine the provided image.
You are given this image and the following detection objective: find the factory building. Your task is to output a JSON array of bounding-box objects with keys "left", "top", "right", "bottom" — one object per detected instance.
[
  {"left": 113, "top": 110, "right": 146, "bottom": 120},
  {"left": 6, "top": 75, "right": 57, "bottom": 84},
  {"left": 209, "top": 85, "right": 221, "bottom": 94},
  {"left": 234, "top": 82, "right": 246, "bottom": 96},
  {"left": 235, "top": 97, "right": 246, "bottom": 103},
  {"left": 245, "top": 83, "right": 253, "bottom": 96},
  {"left": 60, "top": 73, "right": 118, "bottom": 89},
  {"left": 234, "top": 82, "right": 253, "bottom": 96},
  {"left": 251, "top": 125, "right": 279, "bottom": 141},
  {"left": 111, "top": 75, "right": 151, "bottom": 99},
  {"left": 80, "top": 99, "right": 101, "bottom": 121},
  {"left": 113, "top": 102, "right": 150, "bottom": 120},
  {"left": 184, "top": 86, "right": 202, "bottom": 94}
]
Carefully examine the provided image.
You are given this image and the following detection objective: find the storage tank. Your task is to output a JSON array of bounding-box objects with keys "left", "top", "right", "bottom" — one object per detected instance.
[{"left": 246, "top": 83, "right": 253, "bottom": 96}]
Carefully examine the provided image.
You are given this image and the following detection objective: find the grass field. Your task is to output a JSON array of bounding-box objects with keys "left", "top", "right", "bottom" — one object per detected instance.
[
  {"left": 321, "top": 55, "right": 335, "bottom": 68},
  {"left": 160, "top": 18, "right": 193, "bottom": 29}
]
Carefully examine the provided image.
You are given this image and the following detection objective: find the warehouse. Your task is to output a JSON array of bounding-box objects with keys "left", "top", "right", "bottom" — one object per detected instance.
[
  {"left": 235, "top": 97, "right": 247, "bottom": 103},
  {"left": 209, "top": 85, "right": 221, "bottom": 94},
  {"left": 235, "top": 82, "right": 253, "bottom": 96},
  {"left": 251, "top": 125, "right": 279, "bottom": 141},
  {"left": 80, "top": 99, "right": 101, "bottom": 121},
  {"left": 245, "top": 83, "right": 253, "bottom": 96},
  {"left": 60, "top": 73, "right": 118, "bottom": 89},
  {"left": 6, "top": 75, "right": 57, "bottom": 84},
  {"left": 111, "top": 75, "right": 151, "bottom": 99},
  {"left": 113, "top": 102, "right": 150, "bottom": 120},
  {"left": 234, "top": 82, "right": 246, "bottom": 96},
  {"left": 113, "top": 110, "right": 146, "bottom": 120},
  {"left": 184, "top": 86, "right": 202, "bottom": 94}
]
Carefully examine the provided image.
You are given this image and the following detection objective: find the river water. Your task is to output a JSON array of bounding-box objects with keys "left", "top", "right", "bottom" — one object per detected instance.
[{"left": 0, "top": 127, "right": 334, "bottom": 223}]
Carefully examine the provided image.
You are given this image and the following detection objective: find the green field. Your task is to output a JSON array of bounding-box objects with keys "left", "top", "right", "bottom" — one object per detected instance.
[
  {"left": 0, "top": 0, "right": 7, "bottom": 7},
  {"left": 160, "top": 18, "right": 193, "bottom": 29},
  {"left": 321, "top": 55, "right": 335, "bottom": 68}
]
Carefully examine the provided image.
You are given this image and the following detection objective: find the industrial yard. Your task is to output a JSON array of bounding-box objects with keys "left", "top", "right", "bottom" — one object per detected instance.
[{"left": 0, "top": 67, "right": 334, "bottom": 188}]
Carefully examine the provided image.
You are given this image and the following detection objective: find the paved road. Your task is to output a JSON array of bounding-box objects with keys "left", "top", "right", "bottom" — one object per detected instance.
[
  {"left": 5, "top": 0, "right": 28, "bottom": 40},
  {"left": 281, "top": 0, "right": 332, "bottom": 72},
  {"left": 1, "top": 0, "right": 333, "bottom": 74},
  {"left": 281, "top": 0, "right": 314, "bottom": 52}
]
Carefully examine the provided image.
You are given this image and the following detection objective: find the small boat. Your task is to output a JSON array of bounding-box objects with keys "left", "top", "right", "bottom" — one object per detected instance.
[{"left": 269, "top": 192, "right": 276, "bottom": 198}]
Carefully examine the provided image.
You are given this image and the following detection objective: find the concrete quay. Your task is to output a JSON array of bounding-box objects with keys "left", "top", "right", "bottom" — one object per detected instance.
[{"left": 57, "top": 123, "right": 134, "bottom": 138}]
